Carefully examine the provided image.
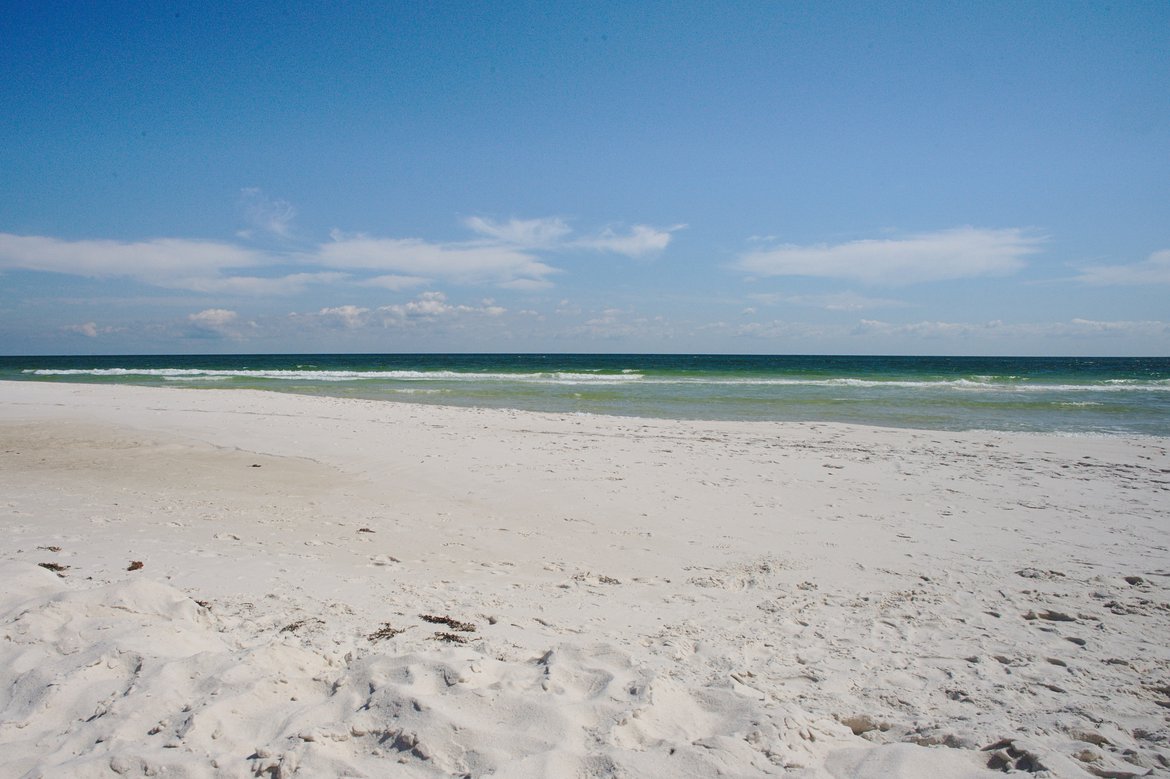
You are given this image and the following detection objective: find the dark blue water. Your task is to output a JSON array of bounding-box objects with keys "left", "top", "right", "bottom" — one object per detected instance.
[{"left": 2, "top": 354, "right": 1168, "bottom": 435}]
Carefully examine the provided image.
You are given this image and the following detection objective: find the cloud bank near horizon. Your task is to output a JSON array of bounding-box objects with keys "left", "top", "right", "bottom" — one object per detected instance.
[
  {"left": 6, "top": 216, "right": 1168, "bottom": 354},
  {"left": 734, "top": 227, "right": 1044, "bottom": 284},
  {"left": 1, "top": 223, "right": 1062, "bottom": 297},
  {"left": 0, "top": 216, "right": 679, "bottom": 295}
]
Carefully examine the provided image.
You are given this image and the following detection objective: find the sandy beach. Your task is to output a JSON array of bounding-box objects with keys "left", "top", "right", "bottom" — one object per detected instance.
[{"left": 1, "top": 380, "right": 1167, "bottom": 778}]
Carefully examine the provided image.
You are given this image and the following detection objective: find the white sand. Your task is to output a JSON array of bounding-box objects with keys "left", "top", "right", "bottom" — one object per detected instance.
[{"left": 1, "top": 380, "right": 1167, "bottom": 778}]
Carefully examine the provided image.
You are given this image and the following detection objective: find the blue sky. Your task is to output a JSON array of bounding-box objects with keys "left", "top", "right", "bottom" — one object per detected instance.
[{"left": 1, "top": 1, "right": 1168, "bottom": 355}]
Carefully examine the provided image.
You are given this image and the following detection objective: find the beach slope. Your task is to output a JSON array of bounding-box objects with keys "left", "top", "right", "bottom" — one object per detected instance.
[{"left": 1, "top": 381, "right": 1167, "bottom": 777}]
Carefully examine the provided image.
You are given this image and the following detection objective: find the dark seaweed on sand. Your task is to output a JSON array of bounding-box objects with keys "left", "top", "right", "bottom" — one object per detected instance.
[
  {"left": 420, "top": 614, "right": 476, "bottom": 632},
  {"left": 367, "top": 622, "right": 406, "bottom": 642}
]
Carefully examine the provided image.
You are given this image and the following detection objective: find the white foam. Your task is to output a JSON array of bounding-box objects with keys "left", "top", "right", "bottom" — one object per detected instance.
[{"left": 20, "top": 368, "right": 1170, "bottom": 392}]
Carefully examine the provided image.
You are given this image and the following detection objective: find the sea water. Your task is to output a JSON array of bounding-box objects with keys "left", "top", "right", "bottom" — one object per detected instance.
[{"left": 2, "top": 354, "right": 1168, "bottom": 436}]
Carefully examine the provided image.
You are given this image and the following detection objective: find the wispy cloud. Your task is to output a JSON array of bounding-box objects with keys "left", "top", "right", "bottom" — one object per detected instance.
[
  {"left": 463, "top": 216, "right": 572, "bottom": 248},
  {"left": 175, "top": 272, "right": 349, "bottom": 295},
  {"left": 464, "top": 216, "right": 682, "bottom": 258},
  {"left": 317, "top": 305, "right": 369, "bottom": 328},
  {"left": 735, "top": 227, "right": 1043, "bottom": 284},
  {"left": 0, "top": 233, "right": 266, "bottom": 282},
  {"left": 1074, "top": 249, "right": 1170, "bottom": 285},
  {"left": 0, "top": 212, "right": 679, "bottom": 299},
  {"left": 317, "top": 233, "right": 556, "bottom": 286},
  {"left": 701, "top": 319, "right": 829, "bottom": 339},
  {"left": 284, "top": 292, "right": 509, "bottom": 332},
  {"left": 0, "top": 234, "right": 346, "bottom": 299},
  {"left": 735, "top": 320, "right": 828, "bottom": 339},
  {"left": 238, "top": 188, "right": 296, "bottom": 239},
  {"left": 559, "top": 306, "right": 674, "bottom": 341},
  {"left": 315, "top": 217, "right": 679, "bottom": 289},
  {"left": 710, "top": 316, "right": 1170, "bottom": 346},
  {"left": 853, "top": 318, "right": 1169, "bottom": 339},
  {"left": 853, "top": 319, "right": 1003, "bottom": 338},
  {"left": 63, "top": 321, "right": 100, "bottom": 337},
  {"left": 377, "top": 291, "right": 507, "bottom": 324},
  {"left": 1058, "top": 318, "right": 1170, "bottom": 337},
  {"left": 573, "top": 224, "right": 684, "bottom": 257},
  {"left": 748, "top": 291, "right": 905, "bottom": 311},
  {"left": 360, "top": 274, "right": 431, "bottom": 291}
]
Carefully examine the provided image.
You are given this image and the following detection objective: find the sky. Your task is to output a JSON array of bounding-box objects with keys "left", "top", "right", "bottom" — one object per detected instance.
[{"left": 1, "top": 1, "right": 1168, "bottom": 356}]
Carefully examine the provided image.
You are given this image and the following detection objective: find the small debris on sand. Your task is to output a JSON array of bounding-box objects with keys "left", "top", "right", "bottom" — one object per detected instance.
[{"left": 281, "top": 618, "right": 324, "bottom": 634}]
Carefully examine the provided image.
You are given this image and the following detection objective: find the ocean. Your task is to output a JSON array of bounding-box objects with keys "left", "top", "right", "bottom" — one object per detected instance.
[{"left": 2, "top": 354, "right": 1168, "bottom": 436}]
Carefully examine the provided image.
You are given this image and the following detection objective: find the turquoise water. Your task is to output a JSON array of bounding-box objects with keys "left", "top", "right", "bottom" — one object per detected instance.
[{"left": 2, "top": 354, "right": 1168, "bottom": 436}]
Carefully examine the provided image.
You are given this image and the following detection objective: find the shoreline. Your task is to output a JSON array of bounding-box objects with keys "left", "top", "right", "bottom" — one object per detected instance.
[
  {"left": 5, "top": 351, "right": 1169, "bottom": 438},
  {"left": 1, "top": 381, "right": 1168, "bottom": 777},
  {"left": 3, "top": 376, "right": 1167, "bottom": 439}
]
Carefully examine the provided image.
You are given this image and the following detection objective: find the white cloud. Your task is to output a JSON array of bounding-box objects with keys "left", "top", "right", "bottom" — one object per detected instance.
[
  {"left": 853, "top": 318, "right": 1169, "bottom": 340},
  {"left": 239, "top": 188, "right": 296, "bottom": 239},
  {"left": 380, "top": 291, "right": 457, "bottom": 319},
  {"left": 0, "top": 212, "right": 679, "bottom": 300},
  {"left": 172, "top": 272, "right": 349, "bottom": 295},
  {"left": 0, "top": 232, "right": 369, "bottom": 296},
  {"left": 464, "top": 216, "right": 572, "bottom": 247},
  {"left": 188, "top": 308, "right": 238, "bottom": 328},
  {"left": 1062, "top": 318, "right": 1169, "bottom": 337},
  {"left": 186, "top": 308, "right": 246, "bottom": 339},
  {"left": 317, "top": 305, "right": 369, "bottom": 328},
  {"left": 749, "top": 291, "right": 905, "bottom": 311},
  {"left": 853, "top": 319, "right": 997, "bottom": 338},
  {"left": 0, "top": 233, "right": 267, "bottom": 282},
  {"left": 185, "top": 309, "right": 254, "bottom": 341},
  {"left": 479, "top": 298, "right": 506, "bottom": 316},
  {"left": 815, "top": 293, "right": 904, "bottom": 311},
  {"left": 737, "top": 321, "right": 818, "bottom": 338},
  {"left": 735, "top": 227, "right": 1042, "bottom": 284},
  {"left": 0, "top": 229, "right": 554, "bottom": 292},
  {"left": 63, "top": 321, "right": 99, "bottom": 337},
  {"left": 576, "top": 223, "right": 683, "bottom": 257},
  {"left": 707, "top": 320, "right": 828, "bottom": 339},
  {"left": 316, "top": 235, "right": 556, "bottom": 286},
  {"left": 464, "top": 216, "right": 682, "bottom": 258},
  {"left": 1075, "top": 249, "right": 1170, "bottom": 285},
  {"left": 360, "top": 274, "right": 429, "bottom": 291},
  {"left": 376, "top": 291, "right": 507, "bottom": 325}
]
